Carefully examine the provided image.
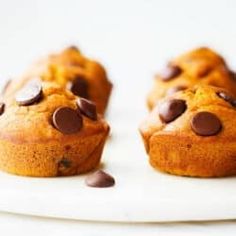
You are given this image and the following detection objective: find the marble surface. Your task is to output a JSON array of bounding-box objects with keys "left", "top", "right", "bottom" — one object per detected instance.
[
  {"left": 0, "top": 106, "right": 236, "bottom": 223},
  {"left": 1, "top": 212, "right": 236, "bottom": 236},
  {"left": 0, "top": 0, "right": 236, "bottom": 234}
]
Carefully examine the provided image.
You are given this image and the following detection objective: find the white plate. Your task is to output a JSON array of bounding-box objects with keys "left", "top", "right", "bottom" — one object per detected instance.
[{"left": 0, "top": 106, "right": 236, "bottom": 223}]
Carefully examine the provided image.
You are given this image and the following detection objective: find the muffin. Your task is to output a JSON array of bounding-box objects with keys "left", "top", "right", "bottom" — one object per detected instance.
[
  {"left": 147, "top": 47, "right": 236, "bottom": 110},
  {"left": 0, "top": 80, "right": 109, "bottom": 177},
  {"left": 140, "top": 85, "right": 236, "bottom": 177},
  {"left": 4, "top": 46, "right": 112, "bottom": 115}
]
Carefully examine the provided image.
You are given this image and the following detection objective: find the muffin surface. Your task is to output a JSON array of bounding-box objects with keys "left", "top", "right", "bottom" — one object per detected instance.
[
  {"left": 0, "top": 81, "right": 109, "bottom": 177},
  {"left": 140, "top": 85, "right": 236, "bottom": 177},
  {"left": 4, "top": 46, "right": 112, "bottom": 115},
  {"left": 147, "top": 47, "right": 236, "bottom": 110}
]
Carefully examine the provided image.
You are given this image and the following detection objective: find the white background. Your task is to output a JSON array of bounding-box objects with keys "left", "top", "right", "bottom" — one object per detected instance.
[{"left": 0, "top": 0, "right": 236, "bottom": 235}]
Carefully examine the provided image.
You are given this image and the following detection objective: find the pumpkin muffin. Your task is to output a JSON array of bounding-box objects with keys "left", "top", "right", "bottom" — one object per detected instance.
[
  {"left": 140, "top": 85, "right": 236, "bottom": 177},
  {"left": 147, "top": 47, "right": 236, "bottom": 110},
  {"left": 0, "top": 80, "right": 109, "bottom": 177},
  {"left": 4, "top": 46, "right": 112, "bottom": 115}
]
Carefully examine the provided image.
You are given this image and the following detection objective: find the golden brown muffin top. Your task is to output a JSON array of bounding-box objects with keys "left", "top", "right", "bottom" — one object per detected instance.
[
  {"left": 147, "top": 47, "right": 236, "bottom": 109},
  {"left": 0, "top": 81, "right": 109, "bottom": 144},
  {"left": 141, "top": 85, "right": 236, "bottom": 152},
  {"left": 4, "top": 46, "right": 111, "bottom": 103}
]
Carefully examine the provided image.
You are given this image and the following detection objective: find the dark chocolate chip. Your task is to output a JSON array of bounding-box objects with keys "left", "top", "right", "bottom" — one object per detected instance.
[
  {"left": 85, "top": 170, "right": 115, "bottom": 188},
  {"left": 52, "top": 107, "right": 83, "bottom": 134},
  {"left": 67, "top": 77, "right": 89, "bottom": 98},
  {"left": 67, "top": 45, "right": 79, "bottom": 51},
  {"left": 232, "top": 100, "right": 236, "bottom": 107},
  {"left": 0, "top": 103, "right": 5, "bottom": 115},
  {"left": 58, "top": 158, "right": 71, "bottom": 168},
  {"left": 15, "top": 82, "right": 42, "bottom": 106},
  {"left": 217, "top": 91, "right": 236, "bottom": 107},
  {"left": 191, "top": 111, "right": 222, "bottom": 136},
  {"left": 77, "top": 98, "right": 97, "bottom": 120},
  {"left": 230, "top": 70, "right": 236, "bottom": 80},
  {"left": 159, "top": 99, "right": 187, "bottom": 123},
  {"left": 160, "top": 65, "right": 182, "bottom": 81},
  {"left": 166, "top": 85, "right": 187, "bottom": 96}
]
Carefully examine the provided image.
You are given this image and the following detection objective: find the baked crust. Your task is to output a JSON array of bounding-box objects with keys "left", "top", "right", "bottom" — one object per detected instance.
[
  {"left": 140, "top": 85, "right": 236, "bottom": 177},
  {"left": 0, "top": 82, "right": 109, "bottom": 177},
  {"left": 147, "top": 47, "right": 236, "bottom": 110},
  {"left": 4, "top": 47, "right": 112, "bottom": 115}
]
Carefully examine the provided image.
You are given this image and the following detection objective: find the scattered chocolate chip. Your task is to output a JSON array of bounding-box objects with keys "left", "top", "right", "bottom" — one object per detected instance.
[
  {"left": 67, "top": 45, "right": 79, "bottom": 51},
  {"left": 85, "top": 170, "right": 115, "bottom": 188},
  {"left": 160, "top": 65, "right": 182, "bottom": 81},
  {"left": 217, "top": 91, "right": 231, "bottom": 101},
  {"left": 77, "top": 98, "right": 97, "bottom": 120},
  {"left": 58, "top": 158, "right": 71, "bottom": 168},
  {"left": 1, "top": 80, "right": 11, "bottom": 96},
  {"left": 217, "top": 91, "right": 236, "bottom": 107},
  {"left": 57, "top": 158, "right": 72, "bottom": 175},
  {"left": 15, "top": 82, "right": 42, "bottom": 106},
  {"left": 67, "top": 76, "right": 89, "bottom": 98},
  {"left": 232, "top": 100, "right": 236, "bottom": 107},
  {"left": 166, "top": 85, "right": 187, "bottom": 96},
  {"left": 52, "top": 107, "right": 83, "bottom": 134},
  {"left": 229, "top": 70, "right": 236, "bottom": 80},
  {"left": 0, "top": 103, "right": 5, "bottom": 115},
  {"left": 159, "top": 99, "right": 187, "bottom": 123},
  {"left": 191, "top": 111, "right": 222, "bottom": 136}
]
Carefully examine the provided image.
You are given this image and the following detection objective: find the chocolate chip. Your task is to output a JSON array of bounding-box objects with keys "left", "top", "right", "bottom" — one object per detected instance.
[
  {"left": 217, "top": 91, "right": 236, "bottom": 107},
  {"left": 0, "top": 103, "right": 5, "bottom": 115},
  {"left": 15, "top": 82, "right": 42, "bottom": 106},
  {"left": 77, "top": 98, "right": 97, "bottom": 120},
  {"left": 58, "top": 158, "right": 71, "bottom": 168},
  {"left": 85, "top": 170, "right": 115, "bottom": 188},
  {"left": 67, "top": 77, "right": 89, "bottom": 98},
  {"left": 191, "top": 111, "right": 222, "bottom": 136},
  {"left": 159, "top": 99, "right": 187, "bottom": 123},
  {"left": 160, "top": 65, "right": 182, "bottom": 81},
  {"left": 230, "top": 70, "right": 236, "bottom": 80},
  {"left": 166, "top": 85, "right": 187, "bottom": 96},
  {"left": 67, "top": 45, "right": 79, "bottom": 51},
  {"left": 52, "top": 107, "right": 83, "bottom": 134}
]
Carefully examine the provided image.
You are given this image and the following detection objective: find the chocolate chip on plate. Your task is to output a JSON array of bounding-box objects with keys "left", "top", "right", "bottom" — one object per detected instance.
[
  {"left": 52, "top": 107, "right": 83, "bottom": 134},
  {"left": 77, "top": 98, "right": 97, "bottom": 120},
  {"left": 85, "top": 170, "right": 115, "bottom": 188},
  {"left": 217, "top": 91, "right": 236, "bottom": 107},
  {"left": 166, "top": 85, "right": 187, "bottom": 96},
  {"left": 0, "top": 103, "right": 5, "bottom": 115},
  {"left": 191, "top": 111, "right": 222, "bottom": 136},
  {"left": 15, "top": 82, "right": 43, "bottom": 106},
  {"left": 159, "top": 99, "right": 187, "bottom": 123},
  {"left": 160, "top": 65, "right": 182, "bottom": 81},
  {"left": 67, "top": 77, "right": 89, "bottom": 98}
]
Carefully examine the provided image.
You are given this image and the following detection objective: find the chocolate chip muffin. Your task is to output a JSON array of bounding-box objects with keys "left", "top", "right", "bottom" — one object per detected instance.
[
  {"left": 147, "top": 47, "right": 236, "bottom": 110},
  {"left": 4, "top": 46, "right": 112, "bottom": 115},
  {"left": 140, "top": 85, "right": 236, "bottom": 177},
  {"left": 0, "top": 80, "right": 109, "bottom": 177}
]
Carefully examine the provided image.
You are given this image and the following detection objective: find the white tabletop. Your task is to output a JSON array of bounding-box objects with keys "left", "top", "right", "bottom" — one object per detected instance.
[
  {"left": 1, "top": 212, "right": 236, "bottom": 236},
  {"left": 0, "top": 0, "right": 236, "bottom": 234}
]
